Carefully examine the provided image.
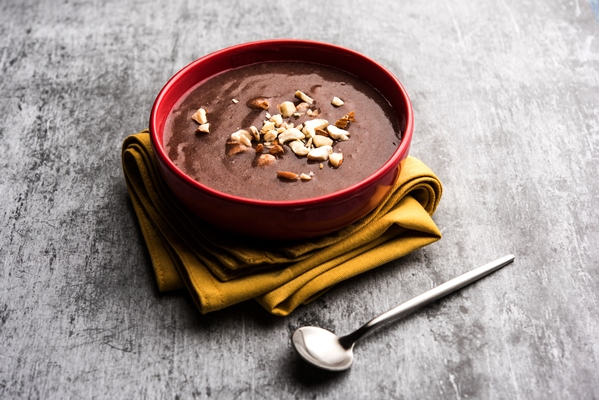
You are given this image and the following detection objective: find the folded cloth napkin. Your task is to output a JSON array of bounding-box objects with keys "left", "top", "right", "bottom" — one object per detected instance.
[{"left": 121, "top": 130, "right": 443, "bottom": 316}]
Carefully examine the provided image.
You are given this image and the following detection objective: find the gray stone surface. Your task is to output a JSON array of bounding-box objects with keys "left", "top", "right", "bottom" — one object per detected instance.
[{"left": 1, "top": 0, "right": 598, "bottom": 398}]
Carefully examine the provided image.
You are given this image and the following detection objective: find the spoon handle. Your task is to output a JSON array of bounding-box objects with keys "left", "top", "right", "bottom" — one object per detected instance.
[{"left": 339, "top": 254, "right": 515, "bottom": 348}]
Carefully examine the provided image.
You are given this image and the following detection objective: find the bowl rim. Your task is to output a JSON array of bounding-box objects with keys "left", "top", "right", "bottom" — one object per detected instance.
[{"left": 149, "top": 39, "right": 413, "bottom": 208}]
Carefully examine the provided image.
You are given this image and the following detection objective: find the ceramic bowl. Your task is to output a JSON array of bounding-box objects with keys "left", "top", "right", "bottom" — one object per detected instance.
[{"left": 150, "top": 39, "right": 413, "bottom": 240}]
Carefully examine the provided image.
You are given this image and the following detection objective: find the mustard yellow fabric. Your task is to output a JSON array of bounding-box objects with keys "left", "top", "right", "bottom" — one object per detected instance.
[{"left": 121, "top": 130, "right": 443, "bottom": 316}]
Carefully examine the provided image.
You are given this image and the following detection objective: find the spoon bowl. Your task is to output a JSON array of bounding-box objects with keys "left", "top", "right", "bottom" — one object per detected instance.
[
  {"left": 292, "top": 327, "right": 354, "bottom": 371},
  {"left": 292, "top": 255, "right": 515, "bottom": 371}
]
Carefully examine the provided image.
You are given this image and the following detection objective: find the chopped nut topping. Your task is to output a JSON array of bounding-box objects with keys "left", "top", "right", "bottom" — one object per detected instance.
[
  {"left": 312, "top": 135, "right": 333, "bottom": 147},
  {"left": 247, "top": 97, "right": 269, "bottom": 110},
  {"left": 230, "top": 129, "right": 252, "bottom": 147},
  {"left": 307, "top": 145, "right": 332, "bottom": 161},
  {"left": 315, "top": 127, "right": 329, "bottom": 137},
  {"left": 261, "top": 121, "right": 276, "bottom": 134},
  {"left": 256, "top": 154, "right": 276, "bottom": 166},
  {"left": 331, "top": 97, "right": 344, "bottom": 107},
  {"left": 335, "top": 111, "right": 356, "bottom": 129},
  {"left": 278, "top": 101, "right": 297, "bottom": 118},
  {"left": 302, "top": 119, "right": 329, "bottom": 139},
  {"left": 249, "top": 125, "right": 260, "bottom": 141},
  {"left": 303, "top": 119, "right": 329, "bottom": 130},
  {"left": 270, "top": 113, "right": 283, "bottom": 127},
  {"left": 263, "top": 130, "right": 278, "bottom": 142},
  {"left": 288, "top": 140, "right": 310, "bottom": 156},
  {"left": 195, "top": 89, "right": 359, "bottom": 183},
  {"left": 269, "top": 144, "right": 285, "bottom": 156},
  {"left": 295, "top": 90, "right": 314, "bottom": 104},
  {"left": 329, "top": 152, "right": 344, "bottom": 168},
  {"left": 278, "top": 128, "right": 305, "bottom": 144},
  {"left": 334, "top": 118, "right": 349, "bottom": 129},
  {"left": 243, "top": 129, "right": 253, "bottom": 139},
  {"left": 191, "top": 108, "right": 208, "bottom": 124},
  {"left": 277, "top": 171, "right": 299, "bottom": 181},
  {"left": 196, "top": 123, "right": 210, "bottom": 133},
  {"left": 326, "top": 125, "right": 350, "bottom": 141}
]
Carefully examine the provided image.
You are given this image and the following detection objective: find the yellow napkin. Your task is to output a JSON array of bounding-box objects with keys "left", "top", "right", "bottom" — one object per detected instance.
[{"left": 121, "top": 130, "right": 443, "bottom": 316}]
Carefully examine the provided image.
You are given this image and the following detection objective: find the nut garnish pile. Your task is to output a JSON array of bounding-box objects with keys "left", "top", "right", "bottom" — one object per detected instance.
[{"left": 191, "top": 91, "right": 356, "bottom": 182}]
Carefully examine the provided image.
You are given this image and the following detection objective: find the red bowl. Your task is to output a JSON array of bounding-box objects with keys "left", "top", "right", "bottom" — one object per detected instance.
[{"left": 150, "top": 39, "right": 413, "bottom": 240}]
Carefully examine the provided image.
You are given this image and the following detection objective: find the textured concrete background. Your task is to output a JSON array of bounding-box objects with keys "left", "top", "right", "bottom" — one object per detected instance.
[{"left": 1, "top": 0, "right": 598, "bottom": 399}]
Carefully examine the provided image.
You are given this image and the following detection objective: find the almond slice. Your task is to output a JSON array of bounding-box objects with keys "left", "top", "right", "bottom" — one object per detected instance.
[
  {"left": 315, "top": 128, "right": 329, "bottom": 137},
  {"left": 335, "top": 111, "right": 356, "bottom": 129},
  {"left": 247, "top": 97, "right": 269, "bottom": 110},
  {"left": 334, "top": 118, "right": 349, "bottom": 129},
  {"left": 277, "top": 171, "right": 299, "bottom": 180},
  {"left": 300, "top": 173, "right": 312, "bottom": 181},
  {"left": 269, "top": 144, "right": 285, "bottom": 156}
]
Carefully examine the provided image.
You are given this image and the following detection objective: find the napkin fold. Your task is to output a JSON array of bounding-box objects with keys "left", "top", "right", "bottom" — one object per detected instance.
[{"left": 121, "top": 130, "right": 443, "bottom": 316}]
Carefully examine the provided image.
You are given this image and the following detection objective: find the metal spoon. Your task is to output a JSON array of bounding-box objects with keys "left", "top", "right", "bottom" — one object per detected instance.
[{"left": 292, "top": 254, "right": 515, "bottom": 371}]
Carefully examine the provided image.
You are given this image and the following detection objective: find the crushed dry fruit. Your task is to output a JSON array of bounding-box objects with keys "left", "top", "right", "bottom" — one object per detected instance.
[
  {"left": 191, "top": 90, "right": 356, "bottom": 182},
  {"left": 276, "top": 171, "right": 299, "bottom": 180}
]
